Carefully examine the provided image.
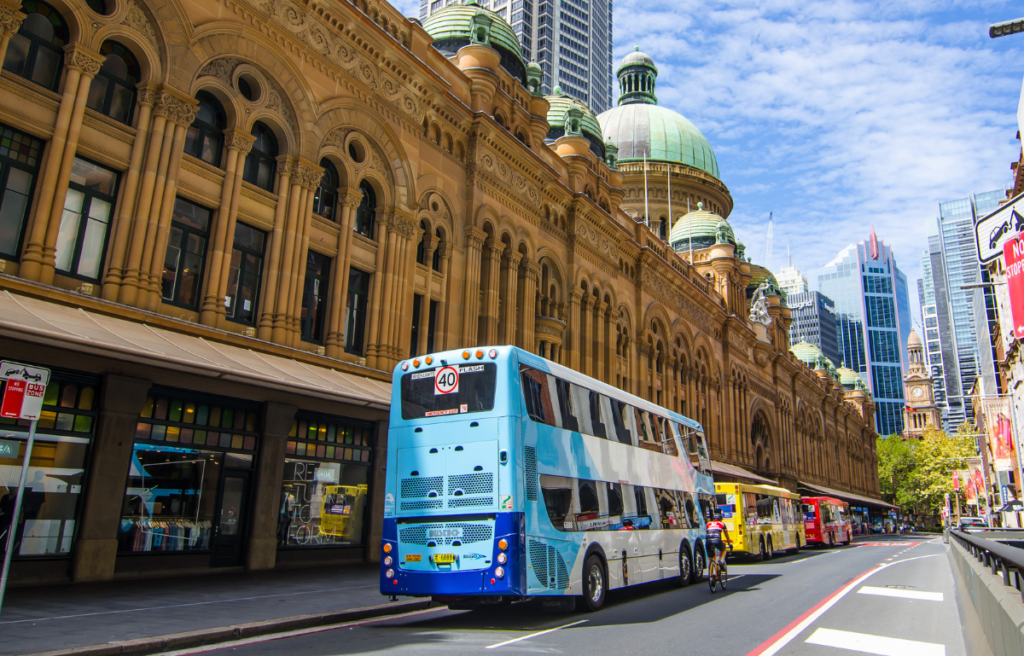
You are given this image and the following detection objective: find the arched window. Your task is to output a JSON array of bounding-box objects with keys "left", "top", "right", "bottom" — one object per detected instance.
[
  {"left": 312, "top": 158, "right": 338, "bottom": 221},
  {"left": 243, "top": 122, "right": 277, "bottom": 192},
  {"left": 2, "top": 0, "right": 67, "bottom": 91},
  {"left": 432, "top": 228, "right": 442, "bottom": 272},
  {"left": 184, "top": 91, "right": 225, "bottom": 166},
  {"left": 353, "top": 180, "right": 375, "bottom": 238},
  {"left": 86, "top": 41, "right": 140, "bottom": 125},
  {"left": 416, "top": 220, "right": 427, "bottom": 264}
]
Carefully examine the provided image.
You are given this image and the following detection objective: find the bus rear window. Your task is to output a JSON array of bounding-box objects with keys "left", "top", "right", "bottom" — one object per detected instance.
[{"left": 400, "top": 363, "right": 497, "bottom": 419}]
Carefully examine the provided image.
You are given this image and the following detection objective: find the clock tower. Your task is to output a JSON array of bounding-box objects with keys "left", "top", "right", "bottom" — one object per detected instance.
[{"left": 903, "top": 329, "right": 942, "bottom": 438}]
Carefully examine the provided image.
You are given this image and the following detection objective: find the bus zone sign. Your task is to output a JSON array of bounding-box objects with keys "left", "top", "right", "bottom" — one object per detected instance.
[{"left": 0, "top": 361, "right": 50, "bottom": 420}]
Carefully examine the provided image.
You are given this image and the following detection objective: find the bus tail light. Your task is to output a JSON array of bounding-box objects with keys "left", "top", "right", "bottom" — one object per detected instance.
[
  {"left": 475, "top": 350, "right": 484, "bottom": 359},
  {"left": 383, "top": 543, "right": 392, "bottom": 553},
  {"left": 462, "top": 351, "right": 471, "bottom": 360},
  {"left": 413, "top": 359, "right": 420, "bottom": 367},
  {"left": 386, "top": 569, "right": 395, "bottom": 578},
  {"left": 498, "top": 539, "right": 508, "bottom": 551},
  {"left": 488, "top": 349, "right": 498, "bottom": 359},
  {"left": 401, "top": 362, "right": 409, "bottom": 371},
  {"left": 384, "top": 556, "right": 392, "bottom": 566},
  {"left": 494, "top": 567, "right": 505, "bottom": 579},
  {"left": 425, "top": 356, "right": 433, "bottom": 365},
  {"left": 497, "top": 553, "right": 507, "bottom": 565}
]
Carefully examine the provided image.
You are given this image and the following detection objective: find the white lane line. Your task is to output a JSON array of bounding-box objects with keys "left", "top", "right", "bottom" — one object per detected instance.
[
  {"left": 806, "top": 628, "right": 945, "bottom": 656},
  {"left": 857, "top": 586, "right": 943, "bottom": 602},
  {"left": 485, "top": 619, "right": 589, "bottom": 649}
]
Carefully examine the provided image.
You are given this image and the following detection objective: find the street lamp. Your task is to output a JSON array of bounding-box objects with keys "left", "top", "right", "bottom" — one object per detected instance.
[{"left": 991, "top": 18, "right": 1024, "bottom": 39}]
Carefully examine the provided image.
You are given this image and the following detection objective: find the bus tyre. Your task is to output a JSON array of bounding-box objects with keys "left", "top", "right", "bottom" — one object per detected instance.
[
  {"left": 826, "top": 533, "right": 833, "bottom": 548},
  {"left": 678, "top": 543, "right": 692, "bottom": 587},
  {"left": 756, "top": 538, "right": 766, "bottom": 561},
  {"left": 692, "top": 543, "right": 705, "bottom": 584},
  {"left": 582, "top": 554, "right": 606, "bottom": 612},
  {"left": 766, "top": 537, "right": 773, "bottom": 560}
]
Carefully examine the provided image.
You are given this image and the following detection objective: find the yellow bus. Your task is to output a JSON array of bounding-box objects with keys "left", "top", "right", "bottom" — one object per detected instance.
[
  {"left": 714, "top": 483, "right": 804, "bottom": 560},
  {"left": 320, "top": 484, "right": 368, "bottom": 540}
]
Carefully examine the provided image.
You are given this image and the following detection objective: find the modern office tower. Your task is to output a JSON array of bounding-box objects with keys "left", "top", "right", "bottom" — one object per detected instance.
[
  {"left": 420, "top": 0, "right": 614, "bottom": 112},
  {"left": 916, "top": 190, "right": 1004, "bottom": 428},
  {"left": 817, "top": 228, "right": 913, "bottom": 436},
  {"left": 777, "top": 263, "right": 809, "bottom": 296},
  {"left": 787, "top": 291, "right": 842, "bottom": 367}
]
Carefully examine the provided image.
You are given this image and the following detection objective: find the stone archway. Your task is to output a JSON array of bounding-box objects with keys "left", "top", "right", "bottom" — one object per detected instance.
[{"left": 751, "top": 409, "right": 772, "bottom": 473}]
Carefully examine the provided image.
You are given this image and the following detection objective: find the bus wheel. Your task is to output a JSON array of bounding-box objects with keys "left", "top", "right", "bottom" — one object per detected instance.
[
  {"left": 582, "top": 554, "right": 606, "bottom": 612},
  {"left": 766, "top": 537, "right": 773, "bottom": 560},
  {"left": 756, "top": 538, "right": 766, "bottom": 561},
  {"left": 826, "top": 533, "right": 833, "bottom": 548},
  {"left": 678, "top": 543, "right": 692, "bottom": 587},
  {"left": 691, "top": 543, "right": 705, "bottom": 584}
]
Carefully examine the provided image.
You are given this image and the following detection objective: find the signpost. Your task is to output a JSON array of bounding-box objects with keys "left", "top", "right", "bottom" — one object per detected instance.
[
  {"left": 0, "top": 361, "right": 50, "bottom": 615},
  {"left": 976, "top": 191, "right": 1024, "bottom": 264}
]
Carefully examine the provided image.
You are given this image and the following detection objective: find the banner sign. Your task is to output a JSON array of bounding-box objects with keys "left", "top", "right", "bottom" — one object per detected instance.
[
  {"left": 968, "top": 458, "right": 986, "bottom": 506},
  {"left": 953, "top": 469, "right": 960, "bottom": 491},
  {"left": 978, "top": 191, "right": 1024, "bottom": 264},
  {"left": 965, "top": 471, "right": 978, "bottom": 505},
  {"left": 1004, "top": 234, "right": 1024, "bottom": 340},
  {"left": 985, "top": 398, "right": 1017, "bottom": 471}
]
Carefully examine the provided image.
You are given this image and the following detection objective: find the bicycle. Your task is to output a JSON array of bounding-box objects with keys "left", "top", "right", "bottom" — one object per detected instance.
[{"left": 708, "top": 549, "right": 728, "bottom": 593}]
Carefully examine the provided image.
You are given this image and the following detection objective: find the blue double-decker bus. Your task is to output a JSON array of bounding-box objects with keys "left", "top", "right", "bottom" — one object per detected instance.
[{"left": 380, "top": 346, "right": 715, "bottom": 611}]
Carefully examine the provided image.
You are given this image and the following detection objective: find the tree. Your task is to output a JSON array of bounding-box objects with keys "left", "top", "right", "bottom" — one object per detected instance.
[
  {"left": 903, "top": 426, "right": 977, "bottom": 518},
  {"left": 877, "top": 434, "right": 916, "bottom": 507}
]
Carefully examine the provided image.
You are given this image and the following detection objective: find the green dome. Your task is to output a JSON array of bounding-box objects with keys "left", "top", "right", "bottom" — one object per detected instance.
[
  {"left": 597, "top": 104, "right": 720, "bottom": 178},
  {"left": 791, "top": 339, "right": 833, "bottom": 371},
  {"left": 669, "top": 202, "right": 733, "bottom": 252},
  {"left": 835, "top": 365, "right": 864, "bottom": 389},
  {"left": 422, "top": 0, "right": 527, "bottom": 83},
  {"left": 747, "top": 264, "right": 781, "bottom": 299},
  {"left": 545, "top": 89, "right": 605, "bottom": 158}
]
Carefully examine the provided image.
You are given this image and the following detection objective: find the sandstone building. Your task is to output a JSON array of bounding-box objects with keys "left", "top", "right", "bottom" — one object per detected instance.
[{"left": 0, "top": 0, "right": 883, "bottom": 584}]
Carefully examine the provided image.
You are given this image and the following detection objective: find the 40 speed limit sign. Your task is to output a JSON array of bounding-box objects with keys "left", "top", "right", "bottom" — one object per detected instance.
[{"left": 434, "top": 366, "right": 459, "bottom": 395}]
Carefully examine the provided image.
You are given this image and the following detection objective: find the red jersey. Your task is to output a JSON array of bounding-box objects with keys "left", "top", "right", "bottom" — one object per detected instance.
[{"left": 706, "top": 520, "right": 726, "bottom": 541}]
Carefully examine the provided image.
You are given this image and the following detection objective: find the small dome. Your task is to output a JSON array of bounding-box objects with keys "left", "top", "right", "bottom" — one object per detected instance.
[
  {"left": 747, "top": 264, "right": 781, "bottom": 299},
  {"left": 669, "top": 202, "right": 732, "bottom": 252},
  {"left": 422, "top": 0, "right": 527, "bottom": 83},
  {"left": 835, "top": 365, "right": 863, "bottom": 389},
  {"left": 791, "top": 338, "right": 833, "bottom": 371},
  {"left": 617, "top": 46, "right": 657, "bottom": 71},
  {"left": 908, "top": 329, "right": 922, "bottom": 348},
  {"left": 545, "top": 90, "right": 605, "bottom": 158}
]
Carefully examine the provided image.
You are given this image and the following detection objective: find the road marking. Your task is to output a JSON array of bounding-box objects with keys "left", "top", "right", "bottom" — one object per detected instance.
[
  {"left": 745, "top": 552, "right": 938, "bottom": 656},
  {"left": 857, "top": 586, "right": 943, "bottom": 601},
  {"left": 153, "top": 606, "right": 448, "bottom": 655},
  {"left": 806, "top": 628, "right": 945, "bottom": 655},
  {"left": 485, "top": 619, "right": 589, "bottom": 649}
]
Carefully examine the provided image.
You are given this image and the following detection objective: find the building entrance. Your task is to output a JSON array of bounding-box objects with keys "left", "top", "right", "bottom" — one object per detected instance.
[{"left": 211, "top": 470, "right": 250, "bottom": 567}]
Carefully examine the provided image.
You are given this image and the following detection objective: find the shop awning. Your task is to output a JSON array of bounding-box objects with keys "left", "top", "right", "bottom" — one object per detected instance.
[
  {"left": 0, "top": 291, "right": 392, "bottom": 410},
  {"left": 798, "top": 480, "right": 897, "bottom": 510},
  {"left": 710, "top": 460, "right": 777, "bottom": 485}
]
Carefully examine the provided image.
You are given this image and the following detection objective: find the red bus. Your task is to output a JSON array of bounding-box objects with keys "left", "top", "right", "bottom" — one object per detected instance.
[{"left": 801, "top": 497, "right": 851, "bottom": 547}]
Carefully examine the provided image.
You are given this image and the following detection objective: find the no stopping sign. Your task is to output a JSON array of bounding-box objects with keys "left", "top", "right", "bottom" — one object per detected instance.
[{"left": 434, "top": 366, "right": 459, "bottom": 395}]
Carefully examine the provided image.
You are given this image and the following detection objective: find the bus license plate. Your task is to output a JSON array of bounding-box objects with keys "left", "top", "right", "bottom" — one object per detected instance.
[
  {"left": 434, "top": 554, "right": 456, "bottom": 564},
  {"left": 405, "top": 554, "right": 421, "bottom": 562}
]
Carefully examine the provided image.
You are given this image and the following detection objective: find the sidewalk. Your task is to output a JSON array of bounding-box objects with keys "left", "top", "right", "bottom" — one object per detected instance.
[{"left": 0, "top": 564, "right": 426, "bottom": 656}]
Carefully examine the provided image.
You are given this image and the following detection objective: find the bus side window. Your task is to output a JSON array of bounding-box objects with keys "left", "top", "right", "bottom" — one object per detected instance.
[
  {"left": 607, "top": 482, "right": 624, "bottom": 517},
  {"left": 744, "top": 493, "right": 758, "bottom": 526},
  {"left": 610, "top": 398, "right": 634, "bottom": 445},
  {"left": 634, "top": 485, "right": 649, "bottom": 523},
  {"left": 683, "top": 492, "right": 701, "bottom": 527},
  {"left": 540, "top": 474, "right": 574, "bottom": 531},
  {"left": 554, "top": 378, "right": 580, "bottom": 431},
  {"left": 657, "top": 489, "right": 680, "bottom": 528},
  {"left": 660, "top": 417, "right": 679, "bottom": 456},
  {"left": 520, "top": 366, "right": 550, "bottom": 424},
  {"left": 571, "top": 383, "right": 594, "bottom": 436},
  {"left": 588, "top": 391, "right": 608, "bottom": 439},
  {"left": 578, "top": 480, "right": 600, "bottom": 514}
]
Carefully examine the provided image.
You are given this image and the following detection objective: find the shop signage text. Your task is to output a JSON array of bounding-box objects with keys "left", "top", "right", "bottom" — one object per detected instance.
[
  {"left": 1005, "top": 234, "right": 1024, "bottom": 340},
  {"left": 0, "top": 439, "right": 17, "bottom": 458}
]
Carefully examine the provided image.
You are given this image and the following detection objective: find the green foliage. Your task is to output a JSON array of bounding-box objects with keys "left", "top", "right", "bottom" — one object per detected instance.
[{"left": 875, "top": 426, "right": 978, "bottom": 516}]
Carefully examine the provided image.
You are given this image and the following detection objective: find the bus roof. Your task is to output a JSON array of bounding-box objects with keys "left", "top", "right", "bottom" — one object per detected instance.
[{"left": 715, "top": 482, "right": 800, "bottom": 498}]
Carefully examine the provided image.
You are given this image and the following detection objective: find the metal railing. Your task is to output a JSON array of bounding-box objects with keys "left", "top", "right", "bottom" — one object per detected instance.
[{"left": 950, "top": 529, "right": 1024, "bottom": 602}]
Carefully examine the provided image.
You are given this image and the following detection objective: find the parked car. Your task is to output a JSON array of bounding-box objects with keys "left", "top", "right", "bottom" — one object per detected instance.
[{"left": 958, "top": 517, "right": 988, "bottom": 530}]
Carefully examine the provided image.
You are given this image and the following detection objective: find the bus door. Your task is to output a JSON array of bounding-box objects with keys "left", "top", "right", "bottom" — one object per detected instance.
[{"left": 802, "top": 500, "right": 820, "bottom": 542}]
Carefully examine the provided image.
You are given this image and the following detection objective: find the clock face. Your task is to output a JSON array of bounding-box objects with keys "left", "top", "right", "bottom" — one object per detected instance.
[{"left": 912, "top": 387, "right": 924, "bottom": 398}]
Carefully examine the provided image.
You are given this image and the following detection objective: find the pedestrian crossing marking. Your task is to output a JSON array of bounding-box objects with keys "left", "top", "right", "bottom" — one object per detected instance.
[
  {"left": 858, "top": 586, "right": 942, "bottom": 601},
  {"left": 806, "top": 628, "right": 944, "bottom": 656}
]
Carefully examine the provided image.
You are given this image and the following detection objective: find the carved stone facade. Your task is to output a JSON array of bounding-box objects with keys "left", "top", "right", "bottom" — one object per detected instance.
[{"left": 0, "top": 0, "right": 881, "bottom": 584}]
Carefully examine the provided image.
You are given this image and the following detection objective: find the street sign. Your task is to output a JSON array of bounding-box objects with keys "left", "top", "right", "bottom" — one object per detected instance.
[
  {"left": 0, "top": 361, "right": 49, "bottom": 420},
  {"left": 1005, "top": 235, "right": 1024, "bottom": 340},
  {"left": 976, "top": 191, "right": 1024, "bottom": 264},
  {"left": 0, "top": 439, "right": 17, "bottom": 458},
  {"left": 434, "top": 366, "right": 459, "bottom": 395}
]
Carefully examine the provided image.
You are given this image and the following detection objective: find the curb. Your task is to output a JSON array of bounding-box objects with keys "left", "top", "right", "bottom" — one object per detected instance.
[{"left": 22, "top": 599, "right": 435, "bottom": 656}]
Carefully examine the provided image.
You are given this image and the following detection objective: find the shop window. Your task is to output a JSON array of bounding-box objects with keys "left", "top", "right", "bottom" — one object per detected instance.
[
  {"left": 313, "top": 159, "right": 338, "bottom": 221},
  {"left": 2, "top": 0, "right": 67, "bottom": 92},
  {"left": 409, "top": 293, "right": 422, "bottom": 357},
  {"left": 86, "top": 41, "right": 140, "bottom": 125},
  {"left": 242, "top": 122, "right": 277, "bottom": 192},
  {"left": 226, "top": 223, "right": 265, "bottom": 325},
  {"left": 161, "top": 197, "right": 210, "bottom": 309},
  {"left": 279, "top": 415, "right": 373, "bottom": 547},
  {"left": 426, "top": 299, "right": 437, "bottom": 354},
  {"left": 120, "top": 389, "right": 259, "bottom": 554},
  {"left": 53, "top": 157, "right": 118, "bottom": 281},
  {"left": 432, "top": 228, "right": 443, "bottom": 271},
  {"left": 353, "top": 181, "right": 375, "bottom": 238},
  {"left": 0, "top": 371, "right": 98, "bottom": 558},
  {"left": 0, "top": 123, "right": 43, "bottom": 260},
  {"left": 344, "top": 267, "right": 370, "bottom": 355},
  {"left": 300, "top": 250, "right": 330, "bottom": 344},
  {"left": 184, "top": 91, "right": 225, "bottom": 167},
  {"left": 416, "top": 220, "right": 427, "bottom": 264}
]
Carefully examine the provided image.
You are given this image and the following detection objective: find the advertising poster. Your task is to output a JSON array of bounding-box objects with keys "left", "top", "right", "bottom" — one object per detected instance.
[
  {"left": 968, "top": 458, "right": 986, "bottom": 506},
  {"left": 985, "top": 398, "right": 1016, "bottom": 472},
  {"left": 966, "top": 475, "right": 978, "bottom": 505}
]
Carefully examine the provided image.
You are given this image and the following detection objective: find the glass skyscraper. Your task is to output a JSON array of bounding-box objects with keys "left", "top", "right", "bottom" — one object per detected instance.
[
  {"left": 420, "top": 0, "right": 614, "bottom": 112},
  {"left": 816, "top": 231, "right": 912, "bottom": 436}
]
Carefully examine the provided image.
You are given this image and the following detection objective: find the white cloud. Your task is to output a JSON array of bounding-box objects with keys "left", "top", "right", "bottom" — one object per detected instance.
[{"left": 614, "top": 0, "right": 1024, "bottom": 320}]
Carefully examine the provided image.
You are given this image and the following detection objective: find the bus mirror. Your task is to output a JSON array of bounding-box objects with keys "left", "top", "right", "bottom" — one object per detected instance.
[{"left": 499, "top": 450, "right": 508, "bottom": 464}]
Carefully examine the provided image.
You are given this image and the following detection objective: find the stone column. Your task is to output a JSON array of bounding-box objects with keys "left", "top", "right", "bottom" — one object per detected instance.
[
  {"left": 568, "top": 287, "right": 583, "bottom": 371},
  {"left": 364, "top": 213, "right": 390, "bottom": 369},
  {"left": 0, "top": 5, "right": 25, "bottom": 65},
  {"left": 595, "top": 301, "right": 607, "bottom": 383},
  {"left": 199, "top": 130, "right": 253, "bottom": 326},
  {"left": 325, "top": 191, "right": 362, "bottom": 358},
  {"left": 21, "top": 44, "right": 104, "bottom": 283},
  {"left": 271, "top": 167, "right": 307, "bottom": 344},
  {"left": 501, "top": 249, "right": 522, "bottom": 345},
  {"left": 436, "top": 242, "right": 453, "bottom": 351},
  {"left": 102, "top": 86, "right": 158, "bottom": 301},
  {"left": 636, "top": 335, "right": 650, "bottom": 400},
  {"left": 246, "top": 402, "right": 296, "bottom": 571},
  {"left": 258, "top": 158, "right": 296, "bottom": 341},
  {"left": 579, "top": 294, "right": 592, "bottom": 376},
  {"left": 482, "top": 240, "right": 502, "bottom": 345},
  {"left": 520, "top": 261, "right": 539, "bottom": 350},
  {"left": 460, "top": 227, "right": 485, "bottom": 347},
  {"left": 370, "top": 218, "right": 399, "bottom": 367},
  {"left": 285, "top": 162, "right": 323, "bottom": 345},
  {"left": 71, "top": 375, "right": 151, "bottom": 582}
]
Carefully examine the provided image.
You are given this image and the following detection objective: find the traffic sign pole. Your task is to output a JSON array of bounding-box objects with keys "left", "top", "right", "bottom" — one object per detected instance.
[{"left": 0, "top": 417, "right": 37, "bottom": 614}]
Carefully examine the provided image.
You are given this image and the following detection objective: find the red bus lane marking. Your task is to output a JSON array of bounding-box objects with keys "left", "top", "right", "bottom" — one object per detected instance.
[{"left": 746, "top": 549, "right": 936, "bottom": 656}]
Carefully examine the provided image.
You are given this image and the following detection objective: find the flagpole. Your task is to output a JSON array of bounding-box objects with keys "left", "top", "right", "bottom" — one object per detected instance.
[
  {"left": 666, "top": 164, "right": 672, "bottom": 241},
  {"left": 643, "top": 152, "right": 650, "bottom": 227},
  {"left": 687, "top": 198, "right": 692, "bottom": 262}
]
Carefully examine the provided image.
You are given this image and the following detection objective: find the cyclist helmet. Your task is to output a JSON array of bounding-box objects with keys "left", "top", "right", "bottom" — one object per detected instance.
[{"left": 713, "top": 512, "right": 723, "bottom": 521}]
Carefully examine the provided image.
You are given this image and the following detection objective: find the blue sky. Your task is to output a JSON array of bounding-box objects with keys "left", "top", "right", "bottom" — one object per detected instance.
[{"left": 389, "top": 0, "right": 1024, "bottom": 320}]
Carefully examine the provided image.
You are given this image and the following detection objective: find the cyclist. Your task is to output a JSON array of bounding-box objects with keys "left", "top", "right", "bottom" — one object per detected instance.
[{"left": 706, "top": 512, "right": 731, "bottom": 571}]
